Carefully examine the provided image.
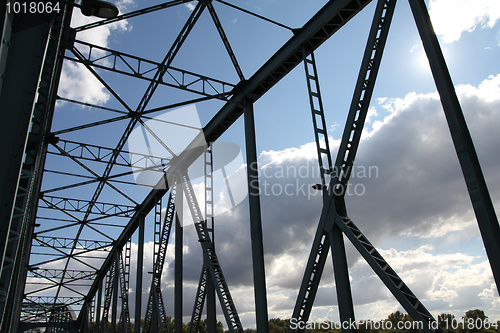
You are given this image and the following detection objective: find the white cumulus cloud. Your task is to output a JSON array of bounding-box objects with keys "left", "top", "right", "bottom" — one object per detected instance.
[{"left": 428, "top": 0, "right": 500, "bottom": 43}]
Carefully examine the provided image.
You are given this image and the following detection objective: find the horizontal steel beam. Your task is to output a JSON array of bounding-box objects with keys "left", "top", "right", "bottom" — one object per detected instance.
[
  {"left": 39, "top": 195, "right": 136, "bottom": 218},
  {"left": 27, "top": 269, "right": 96, "bottom": 281},
  {"left": 48, "top": 139, "right": 169, "bottom": 168},
  {"left": 76, "top": 0, "right": 372, "bottom": 324},
  {"left": 33, "top": 236, "right": 113, "bottom": 250},
  {"left": 67, "top": 40, "right": 235, "bottom": 100}
]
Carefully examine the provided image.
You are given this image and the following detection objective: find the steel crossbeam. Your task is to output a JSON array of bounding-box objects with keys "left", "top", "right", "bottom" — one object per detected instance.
[
  {"left": 67, "top": 40, "right": 235, "bottom": 100},
  {"left": 39, "top": 195, "right": 136, "bottom": 218},
  {"left": 336, "top": 215, "right": 444, "bottom": 333},
  {"left": 302, "top": 49, "right": 333, "bottom": 190},
  {"left": 333, "top": 0, "right": 395, "bottom": 194},
  {"left": 409, "top": 0, "right": 500, "bottom": 294},
  {"left": 33, "top": 236, "right": 113, "bottom": 250},
  {"left": 27, "top": 269, "right": 96, "bottom": 284},
  {"left": 48, "top": 138, "right": 170, "bottom": 168}
]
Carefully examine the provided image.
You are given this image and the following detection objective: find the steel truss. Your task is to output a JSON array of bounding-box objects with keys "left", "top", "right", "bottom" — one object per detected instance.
[
  {"left": 67, "top": 39, "right": 235, "bottom": 100},
  {"left": 144, "top": 190, "right": 176, "bottom": 333},
  {"left": 189, "top": 145, "right": 217, "bottom": 333},
  {"left": 290, "top": 1, "right": 498, "bottom": 333},
  {"left": 180, "top": 170, "right": 243, "bottom": 333},
  {"left": 1, "top": 0, "right": 498, "bottom": 332}
]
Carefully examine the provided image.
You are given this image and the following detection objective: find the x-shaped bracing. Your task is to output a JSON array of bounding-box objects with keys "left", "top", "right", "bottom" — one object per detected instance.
[{"left": 290, "top": 0, "right": 456, "bottom": 332}]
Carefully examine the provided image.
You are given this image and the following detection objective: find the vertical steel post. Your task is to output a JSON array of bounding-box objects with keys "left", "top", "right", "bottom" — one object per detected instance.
[
  {"left": 243, "top": 99, "right": 269, "bottom": 333},
  {"left": 135, "top": 217, "right": 145, "bottom": 333},
  {"left": 409, "top": 0, "right": 500, "bottom": 294},
  {"left": 175, "top": 205, "right": 183, "bottom": 333},
  {"left": 0, "top": 9, "right": 51, "bottom": 331},
  {"left": 152, "top": 296, "right": 159, "bottom": 333},
  {"left": 206, "top": 266, "right": 217, "bottom": 333},
  {"left": 96, "top": 280, "right": 102, "bottom": 333},
  {"left": 205, "top": 145, "right": 216, "bottom": 333},
  {"left": 112, "top": 253, "right": 119, "bottom": 333}
]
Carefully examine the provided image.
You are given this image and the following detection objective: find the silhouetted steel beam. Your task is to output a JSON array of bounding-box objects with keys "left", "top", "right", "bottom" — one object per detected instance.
[
  {"left": 409, "top": 0, "right": 500, "bottom": 294},
  {"left": 0, "top": 3, "right": 74, "bottom": 331},
  {"left": 0, "top": 13, "right": 53, "bottom": 331},
  {"left": 77, "top": 0, "right": 373, "bottom": 324},
  {"left": 134, "top": 217, "right": 144, "bottom": 333},
  {"left": 174, "top": 192, "right": 183, "bottom": 333},
  {"left": 244, "top": 100, "right": 269, "bottom": 333},
  {"left": 207, "top": 3, "right": 244, "bottom": 80}
]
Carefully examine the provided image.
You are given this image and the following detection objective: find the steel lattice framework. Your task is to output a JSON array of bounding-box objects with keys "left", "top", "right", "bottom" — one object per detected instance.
[{"left": 0, "top": 0, "right": 498, "bottom": 332}]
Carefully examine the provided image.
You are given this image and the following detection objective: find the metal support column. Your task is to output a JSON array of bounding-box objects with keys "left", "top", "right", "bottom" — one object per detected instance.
[
  {"left": 302, "top": 48, "right": 356, "bottom": 329},
  {"left": 243, "top": 99, "right": 269, "bottom": 333},
  {"left": 290, "top": 1, "right": 397, "bottom": 331},
  {"left": 96, "top": 280, "right": 102, "bottom": 333},
  {"left": 0, "top": 2, "right": 73, "bottom": 331},
  {"left": 175, "top": 197, "right": 183, "bottom": 333},
  {"left": 205, "top": 144, "right": 217, "bottom": 333},
  {"left": 135, "top": 217, "right": 145, "bottom": 333},
  {"left": 0, "top": 7, "right": 51, "bottom": 332},
  {"left": 112, "top": 253, "right": 119, "bottom": 333},
  {"left": 409, "top": 0, "right": 500, "bottom": 294},
  {"left": 0, "top": 9, "right": 51, "bottom": 270}
]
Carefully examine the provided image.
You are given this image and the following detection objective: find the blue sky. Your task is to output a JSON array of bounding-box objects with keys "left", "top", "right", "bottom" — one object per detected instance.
[{"left": 27, "top": 0, "right": 500, "bottom": 329}]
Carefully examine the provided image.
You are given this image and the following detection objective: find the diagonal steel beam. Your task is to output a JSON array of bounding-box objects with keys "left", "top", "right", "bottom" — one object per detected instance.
[
  {"left": 207, "top": 3, "right": 245, "bottom": 80},
  {"left": 409, "top": 0, "right": 500, "bottom": 294},
  {"left": 290, "top": 1, "right": 396, "bottom": 330}
]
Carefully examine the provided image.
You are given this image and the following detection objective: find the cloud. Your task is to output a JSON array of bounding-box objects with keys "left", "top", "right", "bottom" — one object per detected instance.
[
  {"left": 204, "top": 72, "right": 499, "bottom": 325},
  {"left": 428, "top": 0, "right": 500, "bottom": 43},
  {"left": 56, "top": 6, "right": 132, "bottom": 105},
  {"left": 185, "top": 3, "right": 196, "bottom": 11}
]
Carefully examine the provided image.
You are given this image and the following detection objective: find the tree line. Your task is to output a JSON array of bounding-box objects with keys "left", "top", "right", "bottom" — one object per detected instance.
[{"left": 92, "top": 309, "right": 498, "bottom": 333}]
